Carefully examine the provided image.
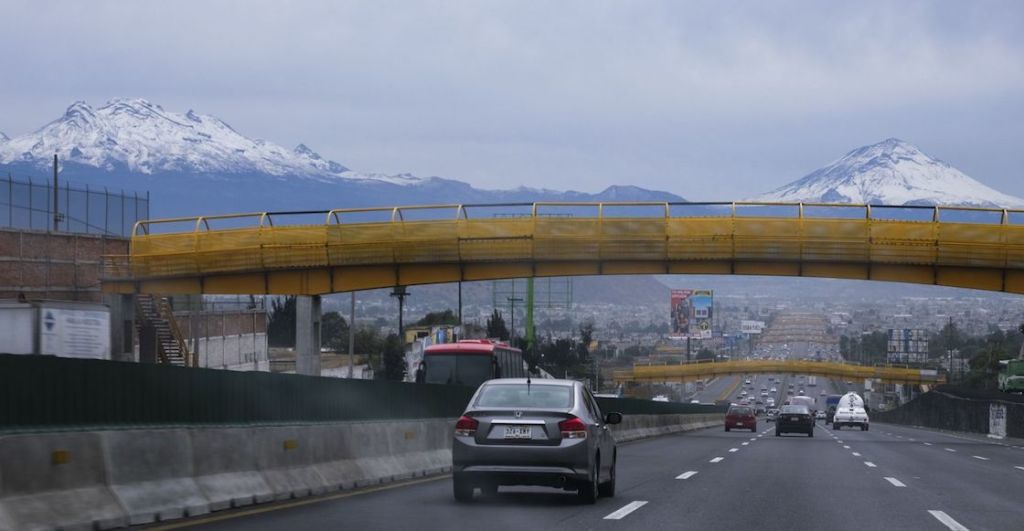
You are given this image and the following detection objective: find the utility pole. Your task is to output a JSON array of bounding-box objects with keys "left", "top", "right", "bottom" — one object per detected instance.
[
  {"left": 52, "top": 154, "right": 60, "bottom": 232},
  {"left": 391, "top": 286, "right": 408, "bottom": 341},
  {"left": 507, "top": 296, "right": 523, "bottom": 341},
  {"left": 348, "top": 291, "right": 356, "bottom": 378},
  {"left": 457, "top": 281, "right": 463, "bottom": 340}
]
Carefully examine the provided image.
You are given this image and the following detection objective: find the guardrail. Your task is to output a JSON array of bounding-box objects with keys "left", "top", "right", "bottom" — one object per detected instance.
[{"left": 613, "top": 358, "right": 947, "bottom": 385}]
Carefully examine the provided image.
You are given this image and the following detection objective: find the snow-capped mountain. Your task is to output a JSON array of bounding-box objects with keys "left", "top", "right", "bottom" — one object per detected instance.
[
  {"left": 0, "top": 98, "right": 366, "bottom": 181},
  {"left": 756, "top": 138, "right": 1024, "bottom": 208},
  {"left": 0, "top": 99, "right": 683, "bottom": 216}
]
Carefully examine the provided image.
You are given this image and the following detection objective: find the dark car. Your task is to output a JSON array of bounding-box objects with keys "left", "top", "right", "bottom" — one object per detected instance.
[
  {"left": 725, "top": 405, "right": 757, "bottom": 432},
  {"left": 452, "top": 379, "right": 622, "bottom": 504},
  {"left": 775, "top": 404, "right": 814, "bottom": 437}
]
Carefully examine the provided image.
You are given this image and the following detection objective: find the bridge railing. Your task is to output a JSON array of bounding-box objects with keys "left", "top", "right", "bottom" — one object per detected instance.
[{"left": 101, "top": 201, "right": 1024, "bottom": 287}]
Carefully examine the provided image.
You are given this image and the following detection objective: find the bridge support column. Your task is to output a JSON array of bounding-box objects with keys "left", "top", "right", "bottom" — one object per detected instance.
[{"left": 296, "top": 295, "right": 322, "bottom": 376}]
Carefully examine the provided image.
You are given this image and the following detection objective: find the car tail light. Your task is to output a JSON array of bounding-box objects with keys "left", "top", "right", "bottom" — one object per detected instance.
[
  {"left": 455, "top": 415, "right": 478, "bottom": 437},
  {"left": 559, "top": 417, "right": 588, "bottom": 439}
]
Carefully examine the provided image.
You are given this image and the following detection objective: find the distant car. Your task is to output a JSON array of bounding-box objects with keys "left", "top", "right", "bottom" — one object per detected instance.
[
  {"left": 725, "top": 405, "right": 757, "bottom": 432},
  {"left": 819, "top": 390, "right": 827, "bottom": 396},
  {"left": 452, "top": 379, "right": 622, "bottom": 503},
  {"left": 798, "top": 389, "right": 805, "bottom": 396},
  {"left": 770, "top": 387, "right": 777, "bottom": 393},
  {"left": 815, "top": 411, "right": 826, "bottom": 420},
  {"left": 776, "top": 405, "right": 814, "bottom": 437},
  {"left": 745, "top": 379, "right": 752, "bottom": 385},
  {"left": 765, "top": 408, "right": 779, "bottom": 422}
]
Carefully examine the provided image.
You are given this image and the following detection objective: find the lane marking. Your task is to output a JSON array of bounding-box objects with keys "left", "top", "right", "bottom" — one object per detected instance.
[
  {"left": 675, "top": 471, "right": 698, "bottom": 480},
  {"left": 884, "top": 477, "right": 906, "bottom": 487},
  {"left": 945, "top": 448, "right": 957, "bottom": 453},
  {"left": 742, "top": 442, "right": 749, "bottom": 446},
  {"left": 928, "top": 510, "right": 970, "bottom": 531},
  {"left": 750, "top": 438, "right": 756, "bottom": 441},
  {"left": 710, "top": 457, "right": 724, "bottom": 463},
  {"left": 604, "top": 501, "right": 648, "bottom": 520},
  {"left": 843, "top": 445, "right": 851, "bottom": 449},
  {"left": 852, "top": 452, "right": 861, "bottom": 457},
  {"left": 1015, "top": 466, "right": 1024, "bottom": 471},
  {"left": 729, "top": 448, "right": 739, "bottom": 452},
  {"left": 972, "top": 456, "right": 989, "bottom": 461},
  {"left": 864, "top": 461, "right": 877, "bottom": 467},
  {"left": 924, "top": 442, "right": 933, "bottom": 446}
]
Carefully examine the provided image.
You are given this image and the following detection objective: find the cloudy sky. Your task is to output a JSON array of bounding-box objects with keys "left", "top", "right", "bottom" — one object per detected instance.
[{"left": 1, "top": 0, "right": 1022, "bottom": 199}]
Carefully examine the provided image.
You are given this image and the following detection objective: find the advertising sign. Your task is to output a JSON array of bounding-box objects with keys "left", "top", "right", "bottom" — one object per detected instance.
[
  {"left": 887, "top": 329, "right": 929, "bottom": 363},
  {"left": 670, "top": 289, "right": 693, "bottom": 338},
  {"left": 989, "top": 403, "right": 1007, "bottom": 439},
  {"left": 39, "top": 308, "right": 110, "bottom": 359},
  {"left": 741, "top": 320, "right": 765, "bottom": 334},
  {"left": 691, "top": 290, "right": 714, "bottom": 339}
]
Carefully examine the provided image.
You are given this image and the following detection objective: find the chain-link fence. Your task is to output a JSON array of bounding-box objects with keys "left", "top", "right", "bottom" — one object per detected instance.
[{"left": 0, "top": 174, "right": 149, "bottom": 236}]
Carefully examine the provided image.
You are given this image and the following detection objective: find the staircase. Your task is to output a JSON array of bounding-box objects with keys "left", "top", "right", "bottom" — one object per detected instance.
[{"left": 136, "top": 294, "right": 194, "bottom": 366}]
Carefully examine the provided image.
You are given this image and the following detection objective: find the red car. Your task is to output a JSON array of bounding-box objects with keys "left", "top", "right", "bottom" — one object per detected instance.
[{"left": 725, "top": 405, "right": 757, "bottom": 432}]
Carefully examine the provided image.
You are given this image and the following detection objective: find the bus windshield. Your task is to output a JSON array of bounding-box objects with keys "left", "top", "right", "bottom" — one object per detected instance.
[{"left": 424, "top": 354, "right": 492, "bottom": 387}]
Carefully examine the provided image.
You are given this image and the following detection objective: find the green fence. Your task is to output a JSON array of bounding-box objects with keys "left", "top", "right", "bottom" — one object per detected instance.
[{"left": 0, "top": 354, "right": 724, "bottom": 432}]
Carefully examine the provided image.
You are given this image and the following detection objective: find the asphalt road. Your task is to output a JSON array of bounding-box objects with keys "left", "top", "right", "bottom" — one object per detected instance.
[{"left": 157, "top": 412, "right": 1023, "bottom": 531}]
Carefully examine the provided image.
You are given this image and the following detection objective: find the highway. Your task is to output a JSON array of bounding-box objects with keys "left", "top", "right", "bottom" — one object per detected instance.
[{"left": 157, "top": 414, "right": 1024, "bottom": 531}]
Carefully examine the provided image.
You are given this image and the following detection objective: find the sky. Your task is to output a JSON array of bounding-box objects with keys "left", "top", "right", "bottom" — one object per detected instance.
[{"left": 1, "top": 0, "right": 1022, "bottom": 200}]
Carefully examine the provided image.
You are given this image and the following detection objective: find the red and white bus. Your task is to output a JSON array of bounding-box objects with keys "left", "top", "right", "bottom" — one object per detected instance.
[{"left": 423, "top": 339, "right": 526, "bottom": 387}]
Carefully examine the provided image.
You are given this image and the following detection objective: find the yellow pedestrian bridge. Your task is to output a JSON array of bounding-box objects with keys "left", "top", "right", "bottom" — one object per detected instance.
[
  {"left": 101, "top": 201, "right": 1024, "bottom": 295},
  {"left": 613, "top": 359, "right": 946, "bottom": 386}
]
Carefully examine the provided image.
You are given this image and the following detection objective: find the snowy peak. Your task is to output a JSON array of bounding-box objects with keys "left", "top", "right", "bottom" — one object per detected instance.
[
  {"left": 0, "top": 131, "right": 8, "bottom": 142},
  {"left": 0, "top": 98, "right": 359, "bottom": 179},
  {"left": 757, "top": 138, "right": 1024, "bottom": 208}
]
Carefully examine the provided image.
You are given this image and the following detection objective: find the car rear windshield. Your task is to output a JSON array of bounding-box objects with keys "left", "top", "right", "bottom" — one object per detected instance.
[
  {"left": 728, "top": 407, "right": 752, "bottom": 416},
  {"left": 475, "top": 384, "right": 574, "bottom": 409},
  {"left": 780, "top": 405, "right": 809, "bottom": 414}
]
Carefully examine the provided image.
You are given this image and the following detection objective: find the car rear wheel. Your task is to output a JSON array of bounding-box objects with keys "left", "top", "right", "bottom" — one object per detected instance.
[
  {"left": 453, "top": 475, "right": 474, "bottom": 502},
  {"left": 752, "top": 424, "right": 757, "bottom": 432},
  {"left": 725, "top": 426, "right": 730, "bottom": 432},
  {"left": 775, "top": 430, "right": 781, "bottom": 437},
  {"left": 480, "top": 483, "right": 498, "bottom": 497},
  {"left": 579, "top": 458, "right": 599, "bottom": 504},
  {"left": 598, "top": 454, "right": 616, "bottom": 498},
  {"left": 808, "top": 430, "right": 814, "bottom": 438}
]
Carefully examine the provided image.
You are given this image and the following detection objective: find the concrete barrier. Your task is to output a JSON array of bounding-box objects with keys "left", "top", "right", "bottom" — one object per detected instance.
[
  {"left": 0, "top": 432, "right": 127, "bottom": 530},
  {"left": 0, "top": 412, "right": 721, "bottom": 530},
  {"left": 104, "top": 429, "right": 209, "bottom": 525}
]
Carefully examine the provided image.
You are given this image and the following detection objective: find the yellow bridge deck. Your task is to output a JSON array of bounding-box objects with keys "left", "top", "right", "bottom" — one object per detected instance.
[
  {"left": 101, "top": 202, "right": 1024, "bottom": 295},
  {"left": 614, "top": 359, "right": 946, "bottom": 386}
]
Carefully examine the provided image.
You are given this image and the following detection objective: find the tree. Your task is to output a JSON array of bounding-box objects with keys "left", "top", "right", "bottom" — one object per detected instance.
[
  {"left": 695, "top": 348, "right": 715, "bottom": 361},
  {"left": 486, "top": 309, "right": 510, "bottom": 340},
  {"left": 267, "top": 296, "right": 297, "bottom": 347},
  {"left": 321, "top": 311, "right": 348, "bottom": 351},
  {"left": 380, "top": 333, "right": 407, "bottom": 381},
  {"left": 415, "top": 309, "right": 459, "bottom": 327}
]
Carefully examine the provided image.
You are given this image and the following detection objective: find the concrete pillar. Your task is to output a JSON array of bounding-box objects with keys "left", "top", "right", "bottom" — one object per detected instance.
[
  {"left": 104, "top": 293, "right": 136, "bottom": 362},
  {"left": 295, "top": 295, "right": 322, "bottom": 376}
]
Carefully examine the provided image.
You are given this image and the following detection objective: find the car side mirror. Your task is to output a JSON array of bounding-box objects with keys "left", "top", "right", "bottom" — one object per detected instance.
[{"left": 605, "top": 412, "right": 623, "bottom": 425}]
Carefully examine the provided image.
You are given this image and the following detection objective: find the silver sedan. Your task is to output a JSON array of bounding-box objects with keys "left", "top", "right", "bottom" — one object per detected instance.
[{"left": 452, "top": 378, "right": 622, "bottom": 503}]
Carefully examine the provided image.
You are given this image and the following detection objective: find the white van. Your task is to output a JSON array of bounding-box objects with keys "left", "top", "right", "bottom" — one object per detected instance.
[{"left": 832, "top": 392, "right": 869, "bottom": 431}]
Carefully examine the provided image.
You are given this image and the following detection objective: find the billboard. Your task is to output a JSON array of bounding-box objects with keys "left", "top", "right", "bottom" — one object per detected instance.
[
  {"left": 670, "top": 289, "right": 693, "bottom": 338},
  {"left": 691, "top": 290, "right": 714, "bottom": 339},
  {"left": 741, "top": 320, "right": 765, "bottom": 334},
  {"left": 887, "top": 329, "right": 929, "bottom": 363}
]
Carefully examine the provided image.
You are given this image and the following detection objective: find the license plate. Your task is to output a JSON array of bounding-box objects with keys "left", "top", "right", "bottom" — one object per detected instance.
[
  {"left": 790, "top": 417, "right": 799, "bottom": 422},
  {"left": 503, "top": 426, "right": 532, "bottom": 439}
]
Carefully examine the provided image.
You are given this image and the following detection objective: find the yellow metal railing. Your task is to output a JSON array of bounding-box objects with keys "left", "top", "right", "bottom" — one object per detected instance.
[
  {"left": 613, "top": 359, "right": 947, "bottom": 385},
  {"left": 101, "top": 201, "right": 1024, "bottom": 295}
]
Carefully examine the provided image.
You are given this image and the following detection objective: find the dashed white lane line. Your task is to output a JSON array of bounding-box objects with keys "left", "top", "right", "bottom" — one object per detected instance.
[
  {"left": 924, "top": 442, "right": 933, "bottom": 446},
  {"left": 843, "top": 445, "right": 851, "bottom": 449},
  {"left": 945, "top": 448, "right": 957, "bottom": 452},
  {"left": 852, "top": 452, "right": 861, "bottom": 457},
  {"left": 675, "top": 471, "right": 698, "bottom": 480},
  {"left": 749, "top": 438, "right": 756, "bottom": 441},
  {"left": 864, "top": 462, "right": 877, "bottom": 468},
  {"left": 742, "top": 442, "right": 749, "bottom": 446},
  {"left": 729, "top": 448, "right": 739, "bottom": 453},
  {"left": 710, "top": 457, "right": 724, "bottom": 463},
  {"left": 1015, "top": 466, "right": 1024, "bottom": 471},
  {"left": 884, "top": 477, "right": 907, "bottom": 487},
  {"left": 972, "top": 456, "right": 990, "bottom": 461},
  {"left": 928, "top": 510, "right": 970, "bottom": 531},
  {"left": 604, "top": 501, "right": 648, "bottom": 520}
]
